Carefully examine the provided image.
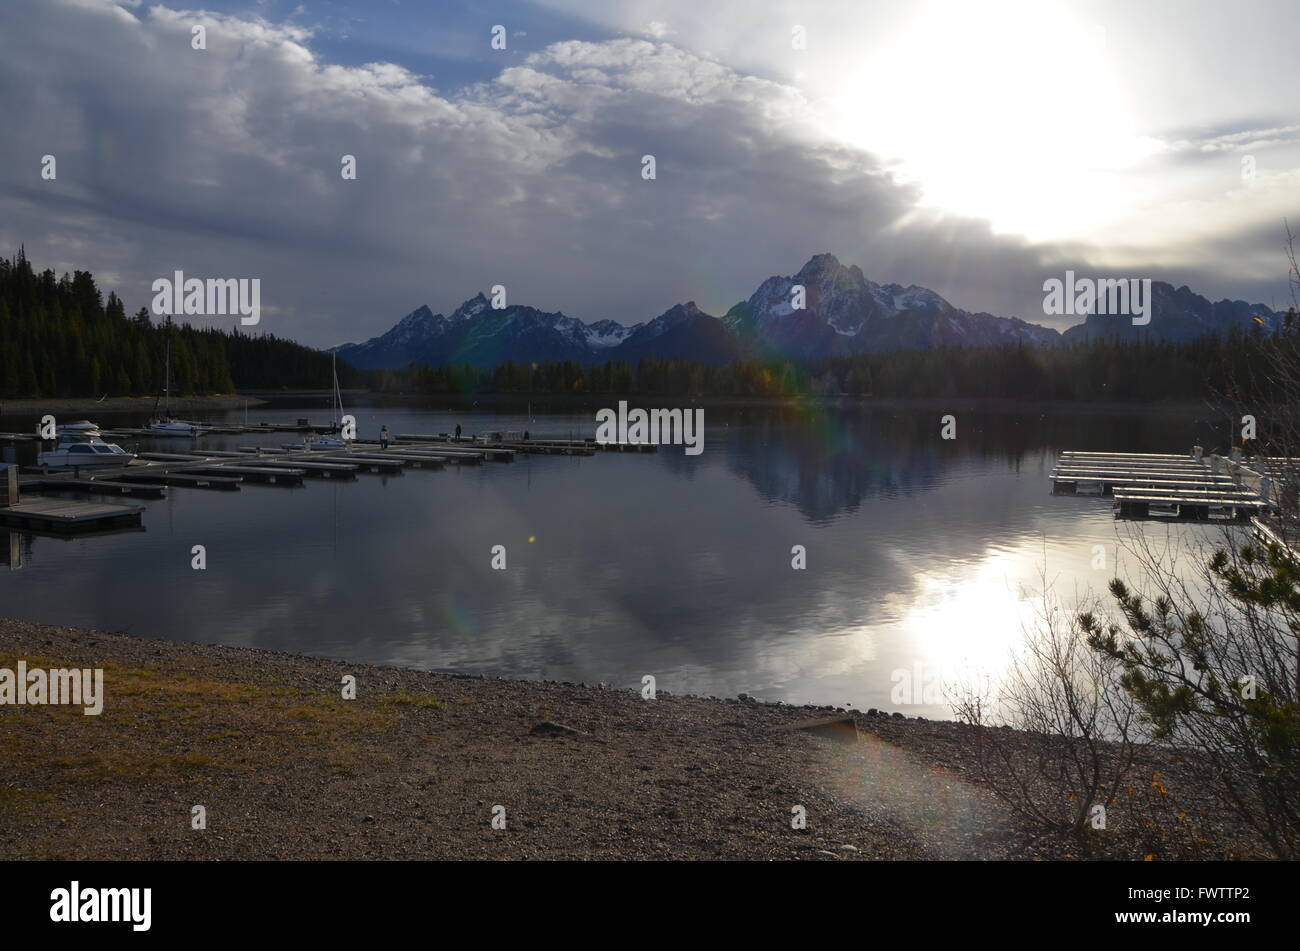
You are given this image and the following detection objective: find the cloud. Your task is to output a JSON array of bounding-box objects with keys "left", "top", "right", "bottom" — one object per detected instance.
[
  {"left": 1156, "top": 123, "right": 1300, "bottom": 157},
  {"left": 0, "top": 0, "right": 1291, "bottom": 351}
]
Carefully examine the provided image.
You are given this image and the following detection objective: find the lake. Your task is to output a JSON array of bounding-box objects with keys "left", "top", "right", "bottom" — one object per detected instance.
[{"left": 0, "top": 398, "right": 1242, "bottom": 717}]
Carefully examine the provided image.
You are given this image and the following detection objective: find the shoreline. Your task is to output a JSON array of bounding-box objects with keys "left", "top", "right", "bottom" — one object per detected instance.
[
  {"left": 0, "top": 617, "right": 1254, "bottom": 861},
  {"left": 0, "top": 395, "right": 271, "bottom": 419},
  {"left": 0, "top": 392, "right": 1225, "bottom": 420},
  {"left": 337, "top": 392, "right": 1221, "bottom": 415}
]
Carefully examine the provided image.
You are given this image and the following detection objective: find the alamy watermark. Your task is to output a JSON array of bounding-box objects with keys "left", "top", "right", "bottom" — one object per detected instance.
[
  {"left": 890, "top": 661, "right": 957, "bottom": 706},
  {"left": 1043, "top": 270, "right": 1151, "bottom": 326},
  {"left": 152, "top": 270, "right": 260, "bottom": 325},
  {"left": 50, "top": 882, "right": 150, "bottom": 931},
  {"left": 0, "top": 660, "right": 103, "bottom": 715},
  {"left": 595, "top": 401, "right": 704, "bottom": 455}
]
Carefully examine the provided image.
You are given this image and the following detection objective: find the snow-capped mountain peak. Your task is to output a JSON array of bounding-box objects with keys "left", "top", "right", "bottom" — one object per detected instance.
[
  {"left": 449, "top": 293, "right": 490, "bottom": 321},
  {"left": 333, "top": 252, "right": 1281, "bottom": 371}
]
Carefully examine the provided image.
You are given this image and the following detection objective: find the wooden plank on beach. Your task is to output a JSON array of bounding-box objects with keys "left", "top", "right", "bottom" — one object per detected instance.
[{"left": 779, "top": 716, "right": 859, "bottom": 744}]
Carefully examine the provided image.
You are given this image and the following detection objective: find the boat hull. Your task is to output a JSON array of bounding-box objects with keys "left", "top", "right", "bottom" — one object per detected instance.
[
  {"left": 149, "top": 422, "right": 198, "bottom": 436},
  {"left": 37, "top": 451, "right": 135, "bottom": 468}
]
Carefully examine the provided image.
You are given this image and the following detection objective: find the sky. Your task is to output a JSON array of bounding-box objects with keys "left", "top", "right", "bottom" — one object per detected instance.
[{"left": 1, "top": 0, "right": 1297, "bottom": 348}]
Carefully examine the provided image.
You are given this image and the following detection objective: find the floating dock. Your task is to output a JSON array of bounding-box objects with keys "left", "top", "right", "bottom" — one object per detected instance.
[
  {"left": 396, "top": 433, "right": 653, "bottom": 455},
  {"left": 0, "top": 496, "right": 144, "bottom": 533},
  {"left": 27, "top": 477, "right": 167, "bottom": 499},
  {"left": 1252, "top": 514, "right": 1299, "bottom": 559},
  {"left": 1052, "top": 449, "right": 1283, "bottom": 521},
  {"left": 5, "top": 422, "right": 648, "bottom": 536}
]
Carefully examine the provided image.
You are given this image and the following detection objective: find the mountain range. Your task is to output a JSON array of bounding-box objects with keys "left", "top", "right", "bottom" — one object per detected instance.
[{"left": 332, "top": 254, "right": 1285, "bottom": 370}]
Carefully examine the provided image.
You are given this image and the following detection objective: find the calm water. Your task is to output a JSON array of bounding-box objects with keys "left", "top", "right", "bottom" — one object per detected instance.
[{"left": 0, "top": 400, "right": 1241, "bottom": 716}]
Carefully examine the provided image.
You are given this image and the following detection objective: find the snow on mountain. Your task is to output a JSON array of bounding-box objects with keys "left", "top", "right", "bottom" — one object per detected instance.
[
  {"left": 723, "top": 253, "right": 1056, "bottom": 356},
  {"left": 333, "top": 253, "right": 1280, "bottom": 371},
  {"left": 583, "top": 320, "right": 634, "bottom": 348},
  {"left": 1061, "top": 281, "right": 1283, "bottom": 343}
]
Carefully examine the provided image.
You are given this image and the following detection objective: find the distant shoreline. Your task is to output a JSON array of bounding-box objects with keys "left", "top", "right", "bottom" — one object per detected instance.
[
  {"left": 0, "top": 390, "right": 1225, "bottom": 423},
  {"left": 310, "top": 391, "right": 1222, "bottom": 417},
  {"left": 0, "top": 395, "right": 270, "bottom": 419}
]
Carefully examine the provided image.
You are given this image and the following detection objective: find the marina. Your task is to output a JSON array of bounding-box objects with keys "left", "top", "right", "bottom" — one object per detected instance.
[
  {"left": 1051, "top": 448, "right": 1287, "bottom": 521},
  {"left": 0, "top": 402, "right": 1279, "bottom": 719},
  {"left": 0, "top": 417, "right": 651, "bottom": 536}
]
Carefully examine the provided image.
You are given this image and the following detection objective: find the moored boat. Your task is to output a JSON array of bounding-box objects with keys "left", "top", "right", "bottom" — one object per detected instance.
[
  {"left": 37, "top": 432, "right": 135, "bottom": 468},
  {"left": 149, "top": 317, "right": 200, "bottom": 436},
  {"left": 148, "top": 419, "right": 199, "bottom": 436},
  {"left": 303, "top": 352, "right": 348, "bottom": 449}
]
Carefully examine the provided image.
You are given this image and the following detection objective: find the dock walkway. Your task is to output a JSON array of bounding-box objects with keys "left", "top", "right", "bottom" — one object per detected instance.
[
  {"left": 0, "top": 496, "right": 144, "bottom": 533},
  {"left": 1052, "top": 449, "right": 1285, "bottom": 522},
  {"left": 6, "top": 423, "right": 635, "bottom": 536}
]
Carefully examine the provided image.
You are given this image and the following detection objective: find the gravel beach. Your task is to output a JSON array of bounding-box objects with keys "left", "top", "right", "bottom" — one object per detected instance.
[{"left": 0, "top": 617, "right": 1260, "bottom": 860}]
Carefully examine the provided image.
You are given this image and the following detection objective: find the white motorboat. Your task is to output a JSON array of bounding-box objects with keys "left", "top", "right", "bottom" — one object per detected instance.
[{"left": 37, "top": 432, "right": 135, "bottom": 468}]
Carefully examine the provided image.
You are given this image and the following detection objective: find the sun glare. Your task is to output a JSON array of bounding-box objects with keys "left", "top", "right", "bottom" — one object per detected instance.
[{"left": 828, "top": 0, "right": 1155, "bottom": 241}]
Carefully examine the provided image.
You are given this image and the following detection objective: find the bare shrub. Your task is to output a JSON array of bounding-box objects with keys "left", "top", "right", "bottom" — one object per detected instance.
[{"left": 952, "top": 588, "right": 1137, "bottom": 854}]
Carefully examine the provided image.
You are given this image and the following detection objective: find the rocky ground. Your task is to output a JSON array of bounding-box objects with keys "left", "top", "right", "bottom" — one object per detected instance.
[{"left": 0, "top": 618, "right": 1264, "bottom": 860}]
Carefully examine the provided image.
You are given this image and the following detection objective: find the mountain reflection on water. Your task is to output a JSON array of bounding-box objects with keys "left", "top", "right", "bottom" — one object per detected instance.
[{"left": 0, "top": 399, "right": 1237, "bottom": 716}]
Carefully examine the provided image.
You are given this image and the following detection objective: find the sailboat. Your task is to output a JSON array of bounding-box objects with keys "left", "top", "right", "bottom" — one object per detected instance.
[
  {"left": 303, "top": 352, "right": 347, "bottom": 449},
  {"left": 149, "top": 316, "right": 199, "bottom": 436}
]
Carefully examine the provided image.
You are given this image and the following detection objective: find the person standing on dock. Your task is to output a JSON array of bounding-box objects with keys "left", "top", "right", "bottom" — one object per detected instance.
[
  {"left": 380, "top": 426, "right": 390, "bottom": 450},
  {"left": 455, "top": 423, "right": 462, "bottom": 441}
]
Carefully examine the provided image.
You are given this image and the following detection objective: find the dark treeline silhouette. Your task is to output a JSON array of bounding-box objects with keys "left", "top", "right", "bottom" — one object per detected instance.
[
  {"left": 222, "top": 330, "right": 361, "bottom": 392},
  {"left": 364, "top": 313, "right": 1298, "bottom": 403},
  {"left": 6, "top": 247, "right": 1294, "bottom": 403},
  {"left": 0, "top": 249, "right": 357, "bottom": 397}
]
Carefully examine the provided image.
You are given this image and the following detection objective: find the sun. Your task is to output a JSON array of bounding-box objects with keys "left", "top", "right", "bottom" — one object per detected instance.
[{"left": 825, "top": 0, "right": 1157, "bottom": 242}]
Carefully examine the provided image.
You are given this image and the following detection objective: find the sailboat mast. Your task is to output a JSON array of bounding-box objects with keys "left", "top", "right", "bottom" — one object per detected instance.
[
  {"left": 163, "top": 317, "right": 172, "bottom": 417},
  {"left": 332, "top": 352, "right": 341, "bottom": 425}
]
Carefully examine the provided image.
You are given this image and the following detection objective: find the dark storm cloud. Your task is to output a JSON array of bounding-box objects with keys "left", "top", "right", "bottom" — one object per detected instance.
[{"left": 0, "top": 0, "right": 1286, "bottom": 350}]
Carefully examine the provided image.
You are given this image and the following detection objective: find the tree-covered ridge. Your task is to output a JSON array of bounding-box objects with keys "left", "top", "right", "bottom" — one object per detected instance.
[
  {"left": 5, "top": 246, "right": 1295, "bottom": 403},
  {"left": 365, "top": 314, "right": 1299, "bottom": 404},
  {"left": 0, "top": 249, "right": 354, "bottom": 397}
]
